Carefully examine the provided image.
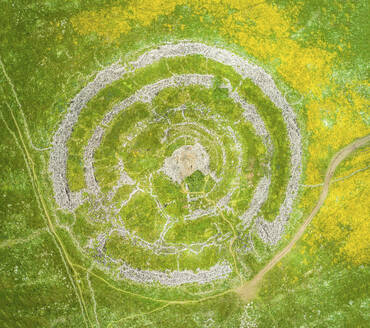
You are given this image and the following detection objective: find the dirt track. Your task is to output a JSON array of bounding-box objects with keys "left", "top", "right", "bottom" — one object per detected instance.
[{"left": 236, "top": 134, "right": 370, "bottom": 301}]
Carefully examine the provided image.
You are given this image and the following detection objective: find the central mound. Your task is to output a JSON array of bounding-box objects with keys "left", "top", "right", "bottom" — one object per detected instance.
[{"left": 161, "top": 143, "right": 211, "bottom": 184}]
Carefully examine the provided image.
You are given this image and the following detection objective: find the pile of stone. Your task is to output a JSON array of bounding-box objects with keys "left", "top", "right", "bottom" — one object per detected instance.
[{"left": 117, "top": 261, "right": 232, "bottom": 286}]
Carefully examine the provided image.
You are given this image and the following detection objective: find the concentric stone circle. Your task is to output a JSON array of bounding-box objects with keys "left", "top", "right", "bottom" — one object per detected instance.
[{"left": 49, "top": 42, "right": 302, "bottom": 286}]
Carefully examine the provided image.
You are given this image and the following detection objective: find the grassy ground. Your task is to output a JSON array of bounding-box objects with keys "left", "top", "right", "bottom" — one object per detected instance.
[{"left": 1, "top": 1, "right": 369, "bottom": 327}]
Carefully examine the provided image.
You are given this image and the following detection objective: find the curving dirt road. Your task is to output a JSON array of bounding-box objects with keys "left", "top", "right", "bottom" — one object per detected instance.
[{"left": 236, "top": 134, "right": 370, "bottom": 301}]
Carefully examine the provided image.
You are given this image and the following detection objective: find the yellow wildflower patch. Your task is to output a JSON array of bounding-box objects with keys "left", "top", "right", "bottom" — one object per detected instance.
[
  {"left": 71, "top": 1, "right": 335, "bottom": 96},
  {"left": 335, "top": 148, "right": 370, "bottom": 178},
  {"left": 306, "top": 168, "right": 370, "bottom": 265},
  {"left": 306, "top": 89, "right": 369, "bottom": 184},
  {"left": 70, "top": 1, "right": 178, "bottom": 42}
]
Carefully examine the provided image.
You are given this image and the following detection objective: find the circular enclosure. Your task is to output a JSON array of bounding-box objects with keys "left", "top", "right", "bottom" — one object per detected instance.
[{"left": 49, "top": 42, "right": 302, "bottom": 286}]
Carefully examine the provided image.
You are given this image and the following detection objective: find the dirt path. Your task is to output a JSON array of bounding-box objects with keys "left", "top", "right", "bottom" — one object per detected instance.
[{"left": 236, "top": 134, "right": 370, "bottom": 301}]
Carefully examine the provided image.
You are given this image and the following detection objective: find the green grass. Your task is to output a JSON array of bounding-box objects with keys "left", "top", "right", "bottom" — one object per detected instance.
[
  {"left": 118, "top": 193, "right": 167, "bottom": 243},
  {"left": 1, "top": 0, "right": 368, "bottom": 327},
  {"left": 254, "top": 238, "right": 370, "bottom": 327}
]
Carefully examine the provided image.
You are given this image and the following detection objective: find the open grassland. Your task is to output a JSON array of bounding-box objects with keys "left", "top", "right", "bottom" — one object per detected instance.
[{"left": 1, "top": 1, "right": 369, "bottom": 327}]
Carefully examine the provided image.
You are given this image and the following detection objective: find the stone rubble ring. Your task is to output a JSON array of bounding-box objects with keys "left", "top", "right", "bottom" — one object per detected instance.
[{"left": 49, "top": 42, "right": 302, "bottom": 286}]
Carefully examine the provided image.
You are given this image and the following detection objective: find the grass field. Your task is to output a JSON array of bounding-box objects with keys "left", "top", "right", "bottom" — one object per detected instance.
[{"left": 0, "top": 1, "right": 369, "bottom": 327}]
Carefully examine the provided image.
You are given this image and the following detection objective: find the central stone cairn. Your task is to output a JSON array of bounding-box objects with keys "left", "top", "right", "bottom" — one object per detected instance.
[{"left": 161, "top": 143, "right": 211, "bottom": 184}]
